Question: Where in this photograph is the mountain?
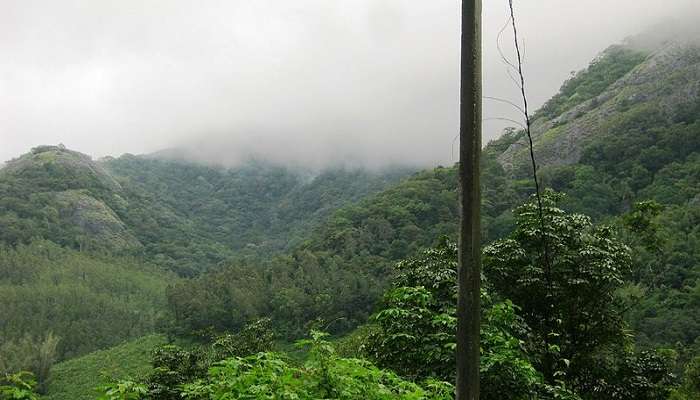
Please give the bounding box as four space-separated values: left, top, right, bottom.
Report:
0 241 174 377
0 145 416 275
2 26 700 399
103 154 415 269
0 145 141 252
0 145 417 390
500 36 699 173
166 34 700 362
45 334 167 400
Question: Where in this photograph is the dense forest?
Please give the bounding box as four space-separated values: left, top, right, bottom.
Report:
1 30 700 400
0 148 414 276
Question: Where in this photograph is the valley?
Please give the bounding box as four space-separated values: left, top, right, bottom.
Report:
1 25 700 400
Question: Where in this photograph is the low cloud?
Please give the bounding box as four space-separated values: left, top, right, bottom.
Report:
1 0 697 167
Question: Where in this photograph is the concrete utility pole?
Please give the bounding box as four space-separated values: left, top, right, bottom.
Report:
456 0 482 399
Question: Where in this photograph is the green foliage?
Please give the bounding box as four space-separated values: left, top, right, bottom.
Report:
576 105 700 204
97 380 148 400
485 191 631 374
532 95 700 363
621 200 665 255
574 351 677 400
536 46 647 119
0 332 58 394
46 335 166 400
82 320 273 400
177 331 453 400
539 164 623 220
100 323 449 400
98 319 277 400
138 345 204 400
0 372 39 400
103 156 413 275
357 193 678 399
364 240 458 381
166 103 700 362
671 356 700 399
0 146 414 276
306 166 458 263
620 202 700 362
165 254 385 338
484 192 676 399
363 239 579 400
685 356 700 395
0 241 174 371
166 167 460 338
0 146 135 253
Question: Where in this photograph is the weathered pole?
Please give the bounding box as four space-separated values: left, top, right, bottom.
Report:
456 0 481 399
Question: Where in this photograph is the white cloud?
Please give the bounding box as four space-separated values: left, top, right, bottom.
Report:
0 0 697 166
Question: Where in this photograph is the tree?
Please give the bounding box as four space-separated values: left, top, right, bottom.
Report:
670 356 700 400
0 332 58 395
484 191 675 398
364 239 579 400
0 372 39 400
101 331 453 400
33 332 59 394
102 319 276 400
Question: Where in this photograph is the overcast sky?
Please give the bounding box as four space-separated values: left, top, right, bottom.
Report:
1 0 697 167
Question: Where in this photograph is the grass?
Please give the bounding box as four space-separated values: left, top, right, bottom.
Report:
44 330 368 399
45 334 166 400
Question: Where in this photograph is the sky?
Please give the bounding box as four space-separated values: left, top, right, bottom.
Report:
0 0 697 167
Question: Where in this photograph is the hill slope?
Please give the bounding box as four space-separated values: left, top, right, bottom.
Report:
501 38 699 176
1 25 699 396
0 145 140 252
0 241 174 373
167 35 700 360
46 335 166 400
0 146 415 275
102 155 414 274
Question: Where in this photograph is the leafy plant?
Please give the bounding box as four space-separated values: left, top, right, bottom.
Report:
97 319 275 400
0 372 39 400
484 191 676 399
97 380 148 400
363 238 579 400
180 330 453 400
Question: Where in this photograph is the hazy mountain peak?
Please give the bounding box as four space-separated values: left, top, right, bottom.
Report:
498 35 700 173
1 144 122 192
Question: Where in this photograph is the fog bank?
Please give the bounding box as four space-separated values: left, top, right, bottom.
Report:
1 0 698 167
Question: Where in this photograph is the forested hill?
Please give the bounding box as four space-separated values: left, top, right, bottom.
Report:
0 146 415 275
1 29 700 399
167 36 700 358
501 38 700 181
0 146 415 378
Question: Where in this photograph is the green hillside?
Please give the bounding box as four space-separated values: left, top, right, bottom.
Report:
0 146 140 253
1 29 699 400
164 166 459 338
0 242 174 372
166 38 700 362
0 146 414 276
102 155 415 274
0 145 417 394
45 335 166 400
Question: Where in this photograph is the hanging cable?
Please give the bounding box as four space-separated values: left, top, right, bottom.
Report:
507 0 551 282
507 0 556 380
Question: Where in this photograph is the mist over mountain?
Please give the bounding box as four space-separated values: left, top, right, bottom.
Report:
1 1 697 168
2 3 700 400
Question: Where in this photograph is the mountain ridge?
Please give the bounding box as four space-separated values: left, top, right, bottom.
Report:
0 144 416 274
1 29 699 396
500 38 700 174
160 34 700 355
